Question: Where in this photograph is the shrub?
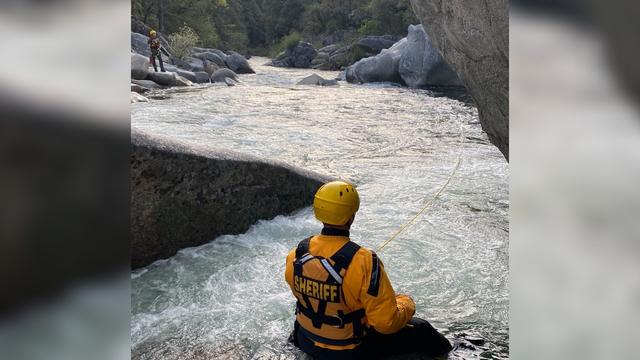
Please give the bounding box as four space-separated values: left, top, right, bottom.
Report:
269 31 302 57
168 25 200 60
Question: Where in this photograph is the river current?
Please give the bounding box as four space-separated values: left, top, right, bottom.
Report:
131 57 509 359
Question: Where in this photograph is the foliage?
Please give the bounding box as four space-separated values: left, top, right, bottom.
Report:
132 0 418 55
168 25 200 59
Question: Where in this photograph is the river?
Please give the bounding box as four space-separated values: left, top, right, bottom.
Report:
131 57 509 359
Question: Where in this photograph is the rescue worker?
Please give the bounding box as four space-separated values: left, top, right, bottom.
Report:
285 181 453 359
147 29 169 72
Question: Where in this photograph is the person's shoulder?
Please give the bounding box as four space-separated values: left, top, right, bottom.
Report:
350 242 375 266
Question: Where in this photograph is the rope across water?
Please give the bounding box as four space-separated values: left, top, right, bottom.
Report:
375 122 466 253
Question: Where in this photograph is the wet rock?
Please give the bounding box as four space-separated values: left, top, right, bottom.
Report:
297 74 338 86
131 92 148 103
398 25 462 88
211 68 239 83
410 0 508 160
271 42 318 68
225 52 255 74
130 128 329 268
131 53 150 80
194 71 211 84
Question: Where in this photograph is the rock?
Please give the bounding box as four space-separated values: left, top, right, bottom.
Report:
398 24 462 88
410 0 508 160
132 79 165 90
131 92 148 103
224 78 237 86
174 74 193 87
193 52 226 68
131 83 149 94
356 35 398 54
146 71 176 86
297 74 338 86
318 44 339 54
131 53 150 80
271 42 318 68
225 52 255 74
193 47 227 60
346 39 407 84
211 68 239 83
179 57 205 73
203 60 220 76
131 32 150 57
130 128 328 268
171 69 197 83
194 71 211 84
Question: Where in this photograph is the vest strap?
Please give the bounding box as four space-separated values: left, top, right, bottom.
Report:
296 322 364 346
296 301 365 327
330 241 361 273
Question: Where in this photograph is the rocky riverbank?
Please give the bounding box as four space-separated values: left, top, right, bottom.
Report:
130 22 255 103
131 128 330 269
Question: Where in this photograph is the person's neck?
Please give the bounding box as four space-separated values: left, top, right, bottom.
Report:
321 225 350 237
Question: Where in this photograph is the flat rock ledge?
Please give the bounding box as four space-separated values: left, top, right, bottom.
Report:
131 128 330 269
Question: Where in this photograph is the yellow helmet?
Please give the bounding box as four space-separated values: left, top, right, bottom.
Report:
313 181 360 226
149 30 157 37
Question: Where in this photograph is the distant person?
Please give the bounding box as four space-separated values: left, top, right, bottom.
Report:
285 181 452 359
147 29 169 72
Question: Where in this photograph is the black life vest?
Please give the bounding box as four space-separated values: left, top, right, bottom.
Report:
292 236 366 347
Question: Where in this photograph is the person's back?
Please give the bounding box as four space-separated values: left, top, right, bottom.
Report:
284 181 452 359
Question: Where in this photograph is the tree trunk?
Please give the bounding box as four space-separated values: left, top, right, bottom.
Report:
157 0 165 33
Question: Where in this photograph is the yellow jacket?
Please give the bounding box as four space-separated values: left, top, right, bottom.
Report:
285 233 415 349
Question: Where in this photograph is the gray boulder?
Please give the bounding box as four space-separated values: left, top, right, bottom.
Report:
195 71 211 84
131 92 148 103
410 0 508 160
211 68 239 83
346 39 406 84
193 47 227 60
203 60 221 76
225 52 255 74
131 83 149 93
398 25 462 88
131 33 150 57
357 35 398 54
130 128 328 268
132 79 165 90
193 52 227 68
173 69 198 83
174 74 193 87
147 71 177 86
297 74 338 86
180 57 206 73
131 53 150 80
271 42 318 68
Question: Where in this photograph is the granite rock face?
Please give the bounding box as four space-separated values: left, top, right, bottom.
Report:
131 129 328 268
410 0 509 160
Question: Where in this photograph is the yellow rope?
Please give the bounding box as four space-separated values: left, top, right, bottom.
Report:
376 123 465 253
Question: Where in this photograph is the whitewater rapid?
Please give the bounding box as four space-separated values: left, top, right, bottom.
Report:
131 57 508 359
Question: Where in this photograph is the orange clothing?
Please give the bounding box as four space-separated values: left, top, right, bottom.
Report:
285 233 415 350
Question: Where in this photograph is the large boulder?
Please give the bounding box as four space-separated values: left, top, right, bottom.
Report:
346 39 406 84
131 83 149 94
297 74 338 86
193 52 227 68
173 69 198 83
211 68 239 83
146 71 176 86
131 32 150 57
131 92 148 103
179 57 206 73
195 71 211 84
410 0 508 160
357 35 399 54
131 53 150 80
193 47 227 60
271 42 318 68
398 25 462 88
225 52 255 74
132 79 165 90
130 129 328 268
203 61 220 76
